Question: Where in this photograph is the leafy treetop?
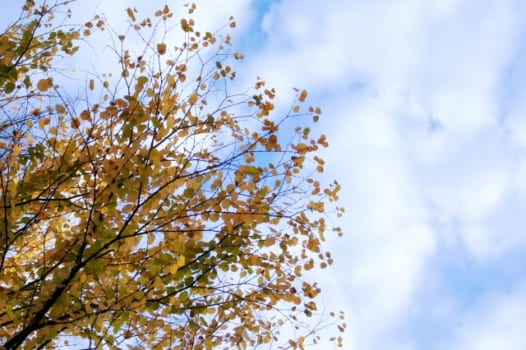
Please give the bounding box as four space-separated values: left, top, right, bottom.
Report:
0 1 344 349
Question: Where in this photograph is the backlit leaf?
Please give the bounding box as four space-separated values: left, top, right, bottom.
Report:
36 78 52 91
298 89 308 102
157 43 166 55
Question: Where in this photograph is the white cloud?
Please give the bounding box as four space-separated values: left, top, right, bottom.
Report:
322 95 435 348
239 0 526 348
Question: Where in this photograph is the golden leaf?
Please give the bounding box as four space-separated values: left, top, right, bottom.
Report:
55 104 66 114
298 89 308 102
188 93 199 104
36 78 52 92
38 118 50 129
177 255 185 267
126 8 136 22
263 236 275 247
157 43 166 55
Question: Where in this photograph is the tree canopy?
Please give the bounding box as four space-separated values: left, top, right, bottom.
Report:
0 1 344 349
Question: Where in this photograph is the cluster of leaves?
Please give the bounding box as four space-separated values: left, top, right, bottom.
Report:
0 1 344 349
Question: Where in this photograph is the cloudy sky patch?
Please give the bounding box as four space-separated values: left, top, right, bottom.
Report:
229 0 526 348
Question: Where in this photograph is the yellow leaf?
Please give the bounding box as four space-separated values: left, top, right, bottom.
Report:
177 255 185 267
38 118 50 129
167 74 176 88
298 89 308 102
188 93 199 104
318 134 329 147
308 201 325 212
204 338 213 349
181 18 192 32
55 104 66 114
248 255 260 265
305 301 317 311
126 8 136 22
169 263 179 274
157 43 166 55
263 236 275 247
80 110 91 121
154 276 164 289
36 78 52 92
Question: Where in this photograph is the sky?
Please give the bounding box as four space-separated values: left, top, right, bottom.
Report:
212 1 526 349
6 0 526 348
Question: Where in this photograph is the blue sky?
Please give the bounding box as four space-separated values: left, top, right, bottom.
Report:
6 0 526 348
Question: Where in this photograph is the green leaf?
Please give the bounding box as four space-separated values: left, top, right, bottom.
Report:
152 117 162 129
4 82 15 94
23 75 31 88
183 188 195 197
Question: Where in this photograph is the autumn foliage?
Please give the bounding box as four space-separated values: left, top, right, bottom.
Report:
0 1 344 349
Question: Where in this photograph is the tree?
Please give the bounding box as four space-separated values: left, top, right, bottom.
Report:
0 1 344 349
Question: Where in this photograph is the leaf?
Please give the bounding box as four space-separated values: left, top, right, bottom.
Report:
55 104 66 114
4 82 15 94
183 188 195 197
188 93 199 104
23 76 31 88
38 118 50 129
298 89 308 102
181 18 192 32
156 43 166 55
204 338 213 349
126 8 136 21
151 117 162 129
80 110 91 121
263 236 275 247
36 78 53 92
308 201 325 212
